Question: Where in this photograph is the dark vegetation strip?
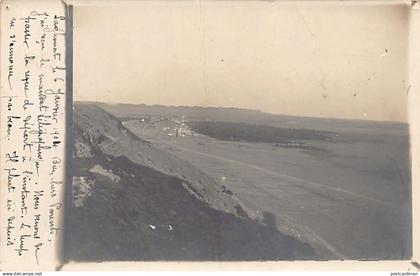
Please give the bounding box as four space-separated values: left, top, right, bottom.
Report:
186 121 334 143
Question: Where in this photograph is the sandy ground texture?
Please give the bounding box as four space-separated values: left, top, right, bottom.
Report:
122 107 411 260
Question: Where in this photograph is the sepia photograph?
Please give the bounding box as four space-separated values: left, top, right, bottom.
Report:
64 1 412 263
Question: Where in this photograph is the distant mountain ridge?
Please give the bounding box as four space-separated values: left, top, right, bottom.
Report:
85 101 408 135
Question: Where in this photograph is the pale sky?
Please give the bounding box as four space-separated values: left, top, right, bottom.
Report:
74 1 409 122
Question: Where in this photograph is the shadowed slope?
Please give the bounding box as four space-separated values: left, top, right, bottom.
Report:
66 103 318 261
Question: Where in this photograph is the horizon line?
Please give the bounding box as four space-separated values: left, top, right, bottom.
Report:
74 100 408 124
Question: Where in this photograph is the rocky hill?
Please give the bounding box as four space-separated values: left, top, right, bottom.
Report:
65 103 317 261
73 103 247 216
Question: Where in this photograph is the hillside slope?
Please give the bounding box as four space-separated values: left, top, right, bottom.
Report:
73 103 249 217
66 103 317 261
